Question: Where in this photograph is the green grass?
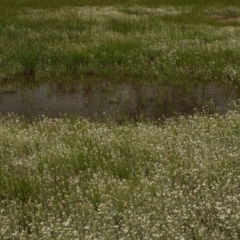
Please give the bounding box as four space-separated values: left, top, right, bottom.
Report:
1 1 240 85
0 111 240 238
1 2 240 238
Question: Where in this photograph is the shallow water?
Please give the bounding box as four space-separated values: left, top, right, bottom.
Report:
0 82 239 121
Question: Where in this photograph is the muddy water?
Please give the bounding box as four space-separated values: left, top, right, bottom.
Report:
0 82 239 121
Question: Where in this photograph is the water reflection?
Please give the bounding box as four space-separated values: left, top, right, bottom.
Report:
0 82 239 120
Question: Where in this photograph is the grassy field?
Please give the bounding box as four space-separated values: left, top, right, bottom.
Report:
0 111 240 239
1 1 240 239
1 0 240 85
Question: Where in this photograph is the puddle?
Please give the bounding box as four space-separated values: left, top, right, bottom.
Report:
0 82 239 121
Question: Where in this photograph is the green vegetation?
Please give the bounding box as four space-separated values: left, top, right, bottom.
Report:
0 111 240 239
1 0 240 85
1 1 240 239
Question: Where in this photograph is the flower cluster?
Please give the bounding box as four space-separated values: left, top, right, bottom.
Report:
0 111 240 239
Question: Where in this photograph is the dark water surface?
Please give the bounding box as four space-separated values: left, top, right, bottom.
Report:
0 82 239 121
